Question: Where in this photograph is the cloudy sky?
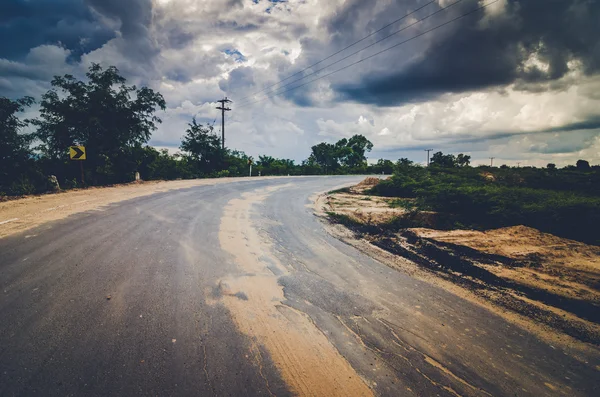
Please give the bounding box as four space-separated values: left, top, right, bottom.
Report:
2 0 599 166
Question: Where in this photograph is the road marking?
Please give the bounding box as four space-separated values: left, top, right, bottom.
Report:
0 218 19 225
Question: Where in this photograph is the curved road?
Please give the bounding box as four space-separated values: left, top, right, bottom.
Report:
0 177 598 396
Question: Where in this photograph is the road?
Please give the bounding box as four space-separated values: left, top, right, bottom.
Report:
0 176 598 396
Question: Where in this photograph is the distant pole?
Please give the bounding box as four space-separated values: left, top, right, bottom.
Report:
424 149 433 166
490 157 495 167
216 97 232 149
517 162 521 168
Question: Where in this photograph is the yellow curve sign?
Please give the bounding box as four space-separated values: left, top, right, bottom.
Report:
69 146 86 160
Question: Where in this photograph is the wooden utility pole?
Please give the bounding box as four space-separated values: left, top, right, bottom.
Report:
216 97 232 149
424 149 433 166
490 157 495 167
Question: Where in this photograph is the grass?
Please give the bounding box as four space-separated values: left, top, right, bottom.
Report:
388 198 417 210
327 187 351 194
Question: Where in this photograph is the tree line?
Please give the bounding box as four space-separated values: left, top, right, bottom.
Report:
1 64 379 197
2 64 597 198
371 154 600 244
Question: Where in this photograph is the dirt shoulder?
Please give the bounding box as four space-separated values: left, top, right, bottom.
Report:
0 177 279 239
314 179 600 359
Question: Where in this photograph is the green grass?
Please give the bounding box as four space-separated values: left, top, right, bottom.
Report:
327 187 351 194
388 198 417 210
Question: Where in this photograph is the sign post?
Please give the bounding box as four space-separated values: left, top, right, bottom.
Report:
248 157 253 177
69 146 86 185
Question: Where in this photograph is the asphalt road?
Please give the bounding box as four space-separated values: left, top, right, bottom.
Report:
0 177 598 396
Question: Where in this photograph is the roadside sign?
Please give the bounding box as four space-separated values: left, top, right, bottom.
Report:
69 146 86 160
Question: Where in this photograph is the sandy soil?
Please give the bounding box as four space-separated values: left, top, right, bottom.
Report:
325 176 408 224
0 177 279 239
217 185 373 396
317 178 600 355
325 193 407 224
413 226 600 305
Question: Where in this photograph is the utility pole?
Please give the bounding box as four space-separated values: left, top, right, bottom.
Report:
490 157 495 167
517 162 521 168
216 97 232 149
424 149 433 166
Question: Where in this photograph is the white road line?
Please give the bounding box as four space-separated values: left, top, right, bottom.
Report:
0 218 19 225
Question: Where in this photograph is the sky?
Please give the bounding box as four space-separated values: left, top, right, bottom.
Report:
1 0 600 166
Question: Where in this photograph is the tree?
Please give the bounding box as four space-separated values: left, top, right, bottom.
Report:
310 142 339 172
374 159 395 174
0 96 45 194
547 163 557 170
32 63 166 185
342 135 373 168
180 118 225 175
309 134 373 173
456 153 471 167
430 151 456 168
258 155 275 168
576 159 590 170
396 158 414 168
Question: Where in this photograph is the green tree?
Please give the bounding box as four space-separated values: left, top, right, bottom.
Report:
309 134 373 173
180 118 225 175
342 135 373 168
456 153 471 167
258 155 275 167
374 159 395 174
32 63 166 185
576 159 590 170
224 150 251 177
547 163 557 170
310 142 340 173
430 151 456 168
396 158 414 169
0 96 42 194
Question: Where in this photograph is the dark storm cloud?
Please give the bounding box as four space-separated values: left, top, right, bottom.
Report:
332 0 600 106
0 0 115 60
86 0 151 40
85 0 158 60
371 117 600 154
444 117 600 146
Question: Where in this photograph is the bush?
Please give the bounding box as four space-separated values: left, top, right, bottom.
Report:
369 164 600 245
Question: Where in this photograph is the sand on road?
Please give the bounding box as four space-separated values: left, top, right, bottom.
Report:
0 177 279 239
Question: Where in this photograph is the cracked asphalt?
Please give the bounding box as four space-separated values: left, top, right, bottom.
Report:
0 176 598 396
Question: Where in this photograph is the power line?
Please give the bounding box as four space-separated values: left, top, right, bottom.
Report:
237 0 464 107
237 0 500 110
236 0 438 103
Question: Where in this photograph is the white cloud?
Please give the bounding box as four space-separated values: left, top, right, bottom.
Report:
1 0 599 167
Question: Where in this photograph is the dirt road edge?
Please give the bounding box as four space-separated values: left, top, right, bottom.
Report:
311 190 600 364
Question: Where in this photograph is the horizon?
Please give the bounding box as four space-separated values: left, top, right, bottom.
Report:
2 0 599 167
